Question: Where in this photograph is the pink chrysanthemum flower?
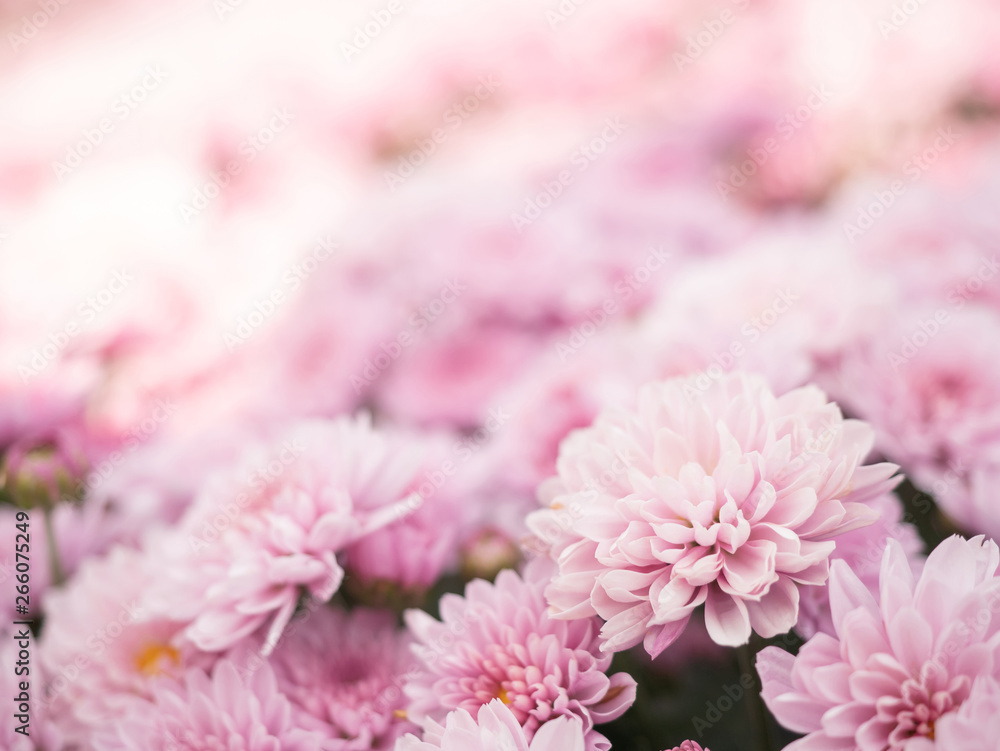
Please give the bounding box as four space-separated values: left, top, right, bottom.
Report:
796 493 925 639
94 660 325 751
396 700 585 751
403 569 636 751
665 742 707 751
343 488 464 594
833 307 1000 542
528 372 899 654
146 415 430 654
934 676 1000 750
757 535 1000 751
228 605 417 750
39 546 212 744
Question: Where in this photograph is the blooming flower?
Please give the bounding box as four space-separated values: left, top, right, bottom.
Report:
528 371 899 654
145 415 430 654
342 430 466 594
796 492 924 639
403 568 636 751
93 660 325 750
230 605 418 750
634 241 892 397
757 535 1000 750
664 743 707 751
934 675 1000 750
396 700 585 751
832 307 1000 542
39 546 211 744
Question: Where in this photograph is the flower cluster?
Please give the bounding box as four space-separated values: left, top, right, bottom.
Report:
4 1 1000 749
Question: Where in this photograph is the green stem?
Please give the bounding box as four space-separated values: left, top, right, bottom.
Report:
737 641 773 751
43 505 64 588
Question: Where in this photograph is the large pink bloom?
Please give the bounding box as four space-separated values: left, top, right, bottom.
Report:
396 700 585 751
39 546 211 744
528 372 899 654
146 414 430 654
758 535 1000 750
403 568 636 751
93 660 325 751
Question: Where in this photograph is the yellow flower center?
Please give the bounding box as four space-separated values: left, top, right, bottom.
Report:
134 643 180 676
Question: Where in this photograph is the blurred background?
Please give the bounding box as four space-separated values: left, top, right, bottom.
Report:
3 0 1000 748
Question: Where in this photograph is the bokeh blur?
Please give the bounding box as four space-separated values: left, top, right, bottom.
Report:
3 0 1000 749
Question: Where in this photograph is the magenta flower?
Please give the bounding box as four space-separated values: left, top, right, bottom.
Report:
93 660 325 750
396 700 585 751
665 743 707 751
528 372 899 654
758 535 1000 750
403 568 636 751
